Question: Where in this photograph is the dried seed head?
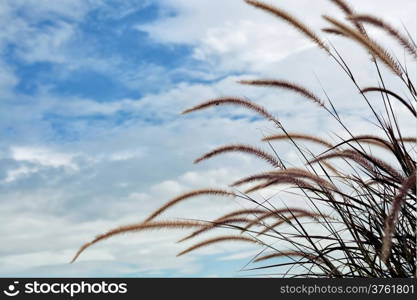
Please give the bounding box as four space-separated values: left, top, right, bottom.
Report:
349 14 416 58
182 97 280 126
239 79 325 107
71 220 206 263
323 16 403 76
194 144 283 168
144 189 235 223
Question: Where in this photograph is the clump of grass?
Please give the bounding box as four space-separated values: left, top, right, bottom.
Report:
72 0 416 277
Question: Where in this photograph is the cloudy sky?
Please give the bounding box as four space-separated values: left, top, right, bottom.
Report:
0 0 415 277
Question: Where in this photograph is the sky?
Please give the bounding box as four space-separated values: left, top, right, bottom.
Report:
0 0 415 277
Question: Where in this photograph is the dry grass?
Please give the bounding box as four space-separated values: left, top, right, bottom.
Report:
194 144 283 168
144 189 235 223
72 0 416 278
381 173 416 263
254 251 323 263
70 220 206 263
323 16 403 76
349 14 416 58
238 80 325 107
262 133 334 148
182 96 280 126
329 0 367 35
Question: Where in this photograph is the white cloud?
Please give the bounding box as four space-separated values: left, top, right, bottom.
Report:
16 21 76 64
219 249 259 261
193 20 309 73
48 98 142 117
0 212 201 276
139 0 415 75
10 146 78 169
108 150 144 161
3 165 39 183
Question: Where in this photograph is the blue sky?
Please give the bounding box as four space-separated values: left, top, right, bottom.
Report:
0 0 415 277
